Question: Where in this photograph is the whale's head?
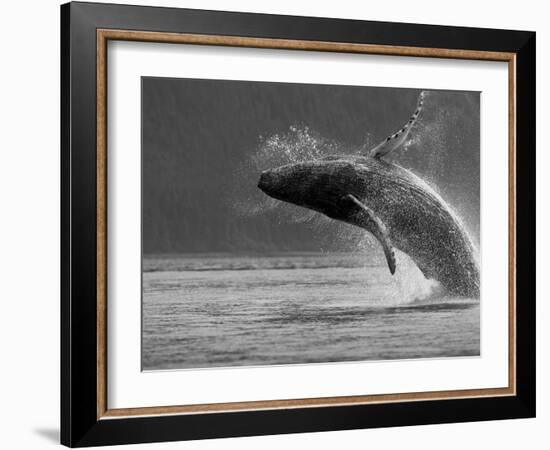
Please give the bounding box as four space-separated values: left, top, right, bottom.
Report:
258 159 367 217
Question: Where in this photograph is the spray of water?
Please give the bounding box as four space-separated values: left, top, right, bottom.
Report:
390 250 441 304
393 90 480 248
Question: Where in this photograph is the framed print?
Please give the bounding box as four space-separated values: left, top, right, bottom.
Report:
60 2 536 447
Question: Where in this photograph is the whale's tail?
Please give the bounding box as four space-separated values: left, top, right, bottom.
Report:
367 91 425 159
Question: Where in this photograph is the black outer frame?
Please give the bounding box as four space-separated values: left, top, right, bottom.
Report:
60 1 535 447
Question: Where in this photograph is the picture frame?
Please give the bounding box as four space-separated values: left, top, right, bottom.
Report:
60 1 535 447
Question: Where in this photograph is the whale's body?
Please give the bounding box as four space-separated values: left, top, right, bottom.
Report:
258 154 480 298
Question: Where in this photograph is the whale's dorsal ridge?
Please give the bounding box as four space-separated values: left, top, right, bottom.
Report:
367 91 425 159
343 194 396 275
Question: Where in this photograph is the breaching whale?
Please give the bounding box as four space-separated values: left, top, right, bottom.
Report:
257 92 480 298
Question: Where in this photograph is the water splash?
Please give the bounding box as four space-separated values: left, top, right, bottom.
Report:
390 250 441 304
254 125 338 164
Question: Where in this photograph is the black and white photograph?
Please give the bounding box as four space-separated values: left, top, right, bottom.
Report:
141 78 481 371
0 0 542 447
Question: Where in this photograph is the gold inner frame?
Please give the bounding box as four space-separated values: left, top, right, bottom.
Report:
96 28 517 420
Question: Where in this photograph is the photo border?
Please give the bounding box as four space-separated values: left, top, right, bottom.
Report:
99 29 514 417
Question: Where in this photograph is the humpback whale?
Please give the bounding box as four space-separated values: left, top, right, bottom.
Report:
257 92 480 298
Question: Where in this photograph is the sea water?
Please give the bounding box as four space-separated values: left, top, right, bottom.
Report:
142 252 479 370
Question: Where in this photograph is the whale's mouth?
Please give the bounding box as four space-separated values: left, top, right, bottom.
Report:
257 169 275 195
257 166 297 202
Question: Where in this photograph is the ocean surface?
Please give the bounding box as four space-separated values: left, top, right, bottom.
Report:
142 252 480 370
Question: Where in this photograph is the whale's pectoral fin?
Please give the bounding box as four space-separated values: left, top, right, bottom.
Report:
342 194 396 275
366 91 425 159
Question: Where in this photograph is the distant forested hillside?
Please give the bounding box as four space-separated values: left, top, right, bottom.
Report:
142 78 480 254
